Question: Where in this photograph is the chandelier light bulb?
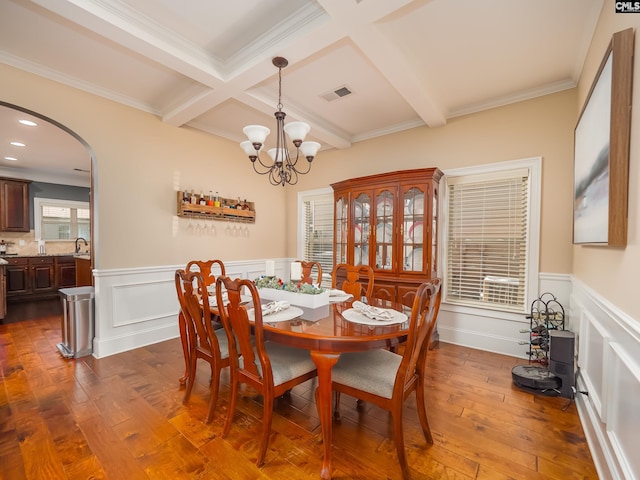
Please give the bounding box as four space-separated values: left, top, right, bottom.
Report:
242 125 270 148
283 121 310 145
268 148 287 164
299 141 321 161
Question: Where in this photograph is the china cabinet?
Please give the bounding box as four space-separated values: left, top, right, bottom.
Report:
331 167 443 307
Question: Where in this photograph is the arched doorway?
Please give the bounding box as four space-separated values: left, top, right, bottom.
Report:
0 101 95 275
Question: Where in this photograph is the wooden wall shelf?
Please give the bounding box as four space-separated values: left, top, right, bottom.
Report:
176 192 256 223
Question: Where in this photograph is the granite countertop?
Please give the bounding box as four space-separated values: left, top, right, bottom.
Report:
0 253 90 259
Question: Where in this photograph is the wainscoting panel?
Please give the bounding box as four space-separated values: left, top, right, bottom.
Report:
92 259 286 358
572 279 640 480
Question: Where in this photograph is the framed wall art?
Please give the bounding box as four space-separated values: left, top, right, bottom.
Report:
573 28 634 246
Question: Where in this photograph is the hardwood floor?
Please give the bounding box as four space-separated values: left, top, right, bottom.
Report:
0 300 598 479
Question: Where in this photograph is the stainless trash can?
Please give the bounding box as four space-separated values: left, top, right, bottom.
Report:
57 286 95 358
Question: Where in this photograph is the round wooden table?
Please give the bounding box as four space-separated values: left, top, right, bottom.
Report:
259 298 410 479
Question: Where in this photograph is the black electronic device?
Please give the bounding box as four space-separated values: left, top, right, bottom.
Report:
548 330 575 398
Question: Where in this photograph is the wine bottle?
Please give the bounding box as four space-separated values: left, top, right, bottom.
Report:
199 191 206 205
182 190 189 204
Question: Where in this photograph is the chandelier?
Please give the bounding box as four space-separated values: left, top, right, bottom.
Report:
240 57 320 187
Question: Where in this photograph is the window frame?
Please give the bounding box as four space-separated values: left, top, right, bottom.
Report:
297 187 334 287
441 157 541 314
34 197 91 241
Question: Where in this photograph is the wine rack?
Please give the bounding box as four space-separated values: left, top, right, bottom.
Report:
176 192 256 223
520 292 565 365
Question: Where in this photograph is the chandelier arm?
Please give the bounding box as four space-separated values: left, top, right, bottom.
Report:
251 157 274 175
287 150 312 175
286 163 298 186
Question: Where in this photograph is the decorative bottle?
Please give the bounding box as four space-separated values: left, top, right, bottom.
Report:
199 191 206 205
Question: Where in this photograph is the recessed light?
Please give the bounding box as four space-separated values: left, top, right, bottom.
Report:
10 141 26 147
4 156 18 161
19 119 37 127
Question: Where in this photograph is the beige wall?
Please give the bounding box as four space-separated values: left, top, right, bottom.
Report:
6 8 637 323
286 89 578 275
1 64 287 269
573 9 640 321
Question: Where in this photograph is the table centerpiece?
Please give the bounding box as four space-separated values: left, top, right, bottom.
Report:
254 276 330 308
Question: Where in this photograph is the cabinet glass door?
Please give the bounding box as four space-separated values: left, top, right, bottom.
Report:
374 190 394 270
353 193 370 266
402 187 425 272
335 195 348 265
431 185 438 275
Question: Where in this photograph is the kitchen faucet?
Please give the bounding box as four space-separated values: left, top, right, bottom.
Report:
75 237 88 254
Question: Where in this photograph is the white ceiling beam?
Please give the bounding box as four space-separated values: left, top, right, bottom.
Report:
317 0 445 128
30 0 225 88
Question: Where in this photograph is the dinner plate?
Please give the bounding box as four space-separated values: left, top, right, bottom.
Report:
408 221 423 243
341 308 408 326
354 246 368 265
376 197 393 217
329 293 354 303
247 306 304 323
412 193 424 214
376 223 393 242
354 224 362 242
408 247 423 271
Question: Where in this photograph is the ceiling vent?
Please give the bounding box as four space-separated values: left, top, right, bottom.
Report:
321 85 353 102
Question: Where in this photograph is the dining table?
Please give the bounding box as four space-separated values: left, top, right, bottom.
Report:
247 294 410 480
178 289 410 479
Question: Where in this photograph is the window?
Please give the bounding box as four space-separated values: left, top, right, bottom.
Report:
298 188 334 287
34 198 90 241
443 158 540 313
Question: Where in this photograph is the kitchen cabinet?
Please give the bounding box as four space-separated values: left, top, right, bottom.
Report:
56 256 76 288
75 256 92 287
0 178 31 232
6 256 60 301
331 167 443 306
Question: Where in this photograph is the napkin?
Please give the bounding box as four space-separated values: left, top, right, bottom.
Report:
262 301 290 315
352 301 394 321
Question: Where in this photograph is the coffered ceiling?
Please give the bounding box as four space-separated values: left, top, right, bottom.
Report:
0 0 604 186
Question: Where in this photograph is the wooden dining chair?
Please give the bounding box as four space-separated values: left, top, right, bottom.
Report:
175 269 230 423
215 276 318 467
296 260 322 285
332 263 375 300
331 278 442 480
186 259 226 293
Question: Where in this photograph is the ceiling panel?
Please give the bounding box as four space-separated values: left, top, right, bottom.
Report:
0 0 604 183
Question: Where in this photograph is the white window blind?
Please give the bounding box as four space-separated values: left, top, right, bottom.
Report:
445 168 530 312
301 191 334 287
